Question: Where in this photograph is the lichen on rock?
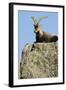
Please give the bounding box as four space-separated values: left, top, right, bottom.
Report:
20 43 58 79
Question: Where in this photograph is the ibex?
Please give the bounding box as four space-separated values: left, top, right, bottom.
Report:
31 16 58 43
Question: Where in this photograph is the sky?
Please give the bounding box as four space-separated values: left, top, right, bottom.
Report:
18 10 58 61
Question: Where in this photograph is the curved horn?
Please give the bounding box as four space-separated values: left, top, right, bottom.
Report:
38 16 48 24
31 16 38 25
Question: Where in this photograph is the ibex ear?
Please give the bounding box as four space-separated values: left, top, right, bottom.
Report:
34 24 35 27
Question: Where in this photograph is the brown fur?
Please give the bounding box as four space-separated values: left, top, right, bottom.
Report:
34 25 58 43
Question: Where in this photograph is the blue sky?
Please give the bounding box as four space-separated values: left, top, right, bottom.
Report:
18 10 58 61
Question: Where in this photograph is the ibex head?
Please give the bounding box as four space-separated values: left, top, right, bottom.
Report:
31 16 48 33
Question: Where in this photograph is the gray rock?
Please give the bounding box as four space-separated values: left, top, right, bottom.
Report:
20 43 58 79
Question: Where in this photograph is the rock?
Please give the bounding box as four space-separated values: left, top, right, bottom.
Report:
20 43 58 79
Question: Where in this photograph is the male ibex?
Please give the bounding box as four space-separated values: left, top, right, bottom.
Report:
31 16 58 43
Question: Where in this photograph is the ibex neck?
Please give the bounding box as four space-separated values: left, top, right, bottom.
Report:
39 30 43 36
36 28 43 37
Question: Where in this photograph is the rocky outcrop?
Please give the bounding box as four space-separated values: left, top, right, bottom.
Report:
20 43 58 79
